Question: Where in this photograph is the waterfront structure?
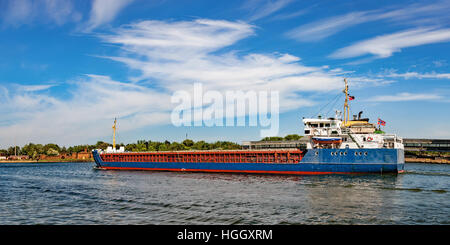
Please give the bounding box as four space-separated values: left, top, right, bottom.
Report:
403 139 450 152
7 155 29 160
93 79 404 174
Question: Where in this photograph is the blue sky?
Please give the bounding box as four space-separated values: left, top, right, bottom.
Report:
1 0 450 148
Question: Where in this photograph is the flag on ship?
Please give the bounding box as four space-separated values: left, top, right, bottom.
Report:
378 118 386 126
349 95 355 100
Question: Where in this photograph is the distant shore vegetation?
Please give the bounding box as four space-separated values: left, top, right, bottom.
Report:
261 134 303 141
0 140 241 159
0 134 305 159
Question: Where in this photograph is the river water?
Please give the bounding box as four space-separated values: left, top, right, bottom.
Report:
0 162 448 225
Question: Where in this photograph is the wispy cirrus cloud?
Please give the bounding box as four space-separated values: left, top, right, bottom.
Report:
286 11 370 42
286 1 450 42
270 8 309 21
381 71 450 79
0 0 134 30
329 27 450 59
0 75 172 147
0 0 82 28
366 92 443 102
99 18 387 113
0 18 392 147
85 0 134 31
242 0 294 21
17 84 56 92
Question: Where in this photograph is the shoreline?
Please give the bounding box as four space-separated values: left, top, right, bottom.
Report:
405 157 449 164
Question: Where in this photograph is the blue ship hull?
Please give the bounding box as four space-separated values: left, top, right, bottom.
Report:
93 148 405 175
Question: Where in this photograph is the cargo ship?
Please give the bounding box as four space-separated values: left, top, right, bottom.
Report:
93 79 404 174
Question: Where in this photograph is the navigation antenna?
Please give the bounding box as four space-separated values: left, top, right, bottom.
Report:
343 78 350 127
112 118 117 150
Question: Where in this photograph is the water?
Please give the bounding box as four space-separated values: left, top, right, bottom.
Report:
0 162 448 225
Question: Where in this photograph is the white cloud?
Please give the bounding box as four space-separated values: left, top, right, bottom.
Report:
270 8 309 21
0 18 390 147
102 19 255 61
286 11 370 42
0 75 172 147
382 71 450 79
99 19 390 114
286 2 450 42
366 92 443 102
86 0 134 31
1 0 33 27
0 0 81 27
44 0 81 25
242 0 293 21
17 84 56 92
329 28 450 59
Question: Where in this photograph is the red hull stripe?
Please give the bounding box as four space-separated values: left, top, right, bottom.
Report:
101 166 366 175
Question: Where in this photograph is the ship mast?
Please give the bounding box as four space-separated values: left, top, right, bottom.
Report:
112 118 117 150
343 78 350 127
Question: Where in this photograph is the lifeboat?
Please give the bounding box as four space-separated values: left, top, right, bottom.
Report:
312 137 342 144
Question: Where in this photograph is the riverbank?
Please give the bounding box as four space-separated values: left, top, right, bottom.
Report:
405 157 449 164
405 151 450 164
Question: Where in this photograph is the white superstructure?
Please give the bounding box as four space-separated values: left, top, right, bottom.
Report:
302 79 403 151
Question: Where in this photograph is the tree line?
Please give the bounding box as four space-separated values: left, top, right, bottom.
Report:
261 134 303 141
0 134 303 158
0 140 241 158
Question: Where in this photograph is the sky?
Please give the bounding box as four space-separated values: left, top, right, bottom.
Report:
0 0 449 148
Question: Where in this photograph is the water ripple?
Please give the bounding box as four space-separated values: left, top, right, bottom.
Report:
0 162 449 224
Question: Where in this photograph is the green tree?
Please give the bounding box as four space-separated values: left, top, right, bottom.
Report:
168 142 180 151
261 136 284 141
125 143 137 152
192 140 209 150
22 143 44 157
47 148 59 156
284 134 303 141
182 139 194 148
7 146 20 156
135 142 147 152
43 143 60 154
158 144 168 151
95 141 111 150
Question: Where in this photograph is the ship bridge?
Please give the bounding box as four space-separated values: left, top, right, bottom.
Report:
302 117 342 136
